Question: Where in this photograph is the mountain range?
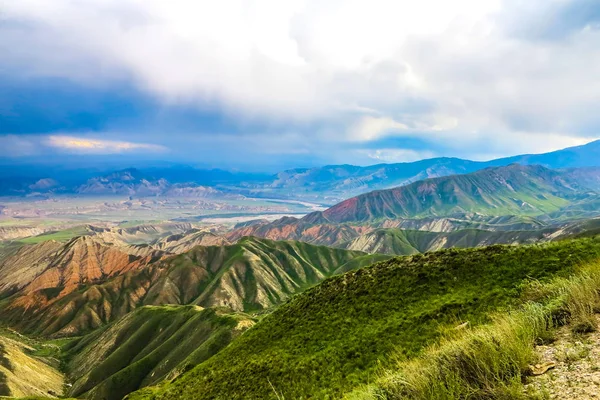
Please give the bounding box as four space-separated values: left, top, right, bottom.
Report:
227 164 600 246
2 139 600 201
317 164 599 223
0 235 383 337
2 141 600 399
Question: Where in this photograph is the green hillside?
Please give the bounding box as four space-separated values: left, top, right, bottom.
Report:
320 164 594 223
127 237 600 399
62 305 253 400
344 227 550 255
16 226 91 244
0 237 382 337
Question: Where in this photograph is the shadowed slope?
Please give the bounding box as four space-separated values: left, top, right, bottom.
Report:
64 305 253 400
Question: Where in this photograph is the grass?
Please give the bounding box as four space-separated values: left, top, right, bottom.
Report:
127 237 600 399
16 226 90 244
352 261 600 400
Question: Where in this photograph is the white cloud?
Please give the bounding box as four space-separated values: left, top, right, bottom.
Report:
46 135 167 154
349 116 408 142
1 0 600 159
363 148 437 163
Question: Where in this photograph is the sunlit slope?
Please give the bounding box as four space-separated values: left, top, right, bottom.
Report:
0 333 65 398
129 237 600 399
0 237 380 336
344 227 549 255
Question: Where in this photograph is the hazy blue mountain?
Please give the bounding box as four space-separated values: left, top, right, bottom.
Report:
242 140 600 201
2 140 600 199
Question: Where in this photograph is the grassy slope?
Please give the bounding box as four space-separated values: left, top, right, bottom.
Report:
128 237 600 399
0 330 65 398
344 227 550 255
16 226 91 244
355 260 600 399
62 305 253 400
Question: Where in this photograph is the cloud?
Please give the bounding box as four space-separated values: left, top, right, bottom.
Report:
0 135 40 157
363 148 437 163
46 135 167 154
349 116 408 142
1 0 600 164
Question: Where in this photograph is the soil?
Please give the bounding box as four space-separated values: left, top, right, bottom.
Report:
525 315 600 399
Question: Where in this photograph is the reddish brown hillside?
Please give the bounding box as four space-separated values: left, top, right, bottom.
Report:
226 217 370 246
1 236 164 319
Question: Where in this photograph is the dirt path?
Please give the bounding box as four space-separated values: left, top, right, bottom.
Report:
525 315 600 399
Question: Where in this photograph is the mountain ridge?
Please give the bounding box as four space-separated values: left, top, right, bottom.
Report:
316 164 596 223
3 139 600 200
0 236 382 336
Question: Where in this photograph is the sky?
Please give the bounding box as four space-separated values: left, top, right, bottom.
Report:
1 0 600 171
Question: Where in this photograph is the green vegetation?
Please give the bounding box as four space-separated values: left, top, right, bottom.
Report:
128 237 600 399
62 305 254 400
354 261 600 399
344 227 549 255
16 226 90 244
322 164 595 223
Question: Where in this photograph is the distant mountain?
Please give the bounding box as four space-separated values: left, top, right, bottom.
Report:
226 216 369 246
224 165 600 246
238 139 600 201
343 228 550 255
0 165 266 197
491 139 600 169
226 213 549 246
151 230 231 253
76 168 227 197
2 140 600 200
317 164 596 223
250 158 480 201
227 217 593 257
